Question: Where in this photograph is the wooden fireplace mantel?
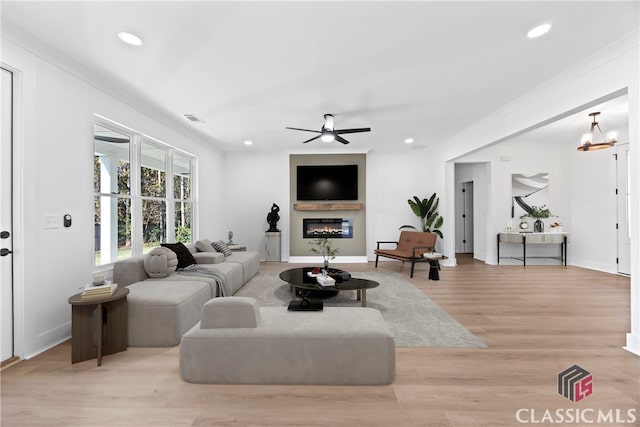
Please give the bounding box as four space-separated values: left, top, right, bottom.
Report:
293 202 364 211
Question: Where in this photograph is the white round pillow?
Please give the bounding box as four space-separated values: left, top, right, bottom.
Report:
143 247 178 278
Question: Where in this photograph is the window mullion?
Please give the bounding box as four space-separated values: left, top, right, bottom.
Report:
131 134 143 257
166 151 176 242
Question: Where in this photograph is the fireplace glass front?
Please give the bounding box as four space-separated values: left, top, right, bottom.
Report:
303 218 353 239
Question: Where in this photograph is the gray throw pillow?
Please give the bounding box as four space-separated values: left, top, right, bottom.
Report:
195 239 216 253
213 240 232 257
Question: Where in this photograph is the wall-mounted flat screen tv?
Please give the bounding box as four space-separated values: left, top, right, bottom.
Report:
296 165 358 201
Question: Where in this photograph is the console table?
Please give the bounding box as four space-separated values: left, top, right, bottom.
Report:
497 232 568 266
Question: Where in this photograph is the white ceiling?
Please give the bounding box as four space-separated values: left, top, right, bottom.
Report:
1 1 638 153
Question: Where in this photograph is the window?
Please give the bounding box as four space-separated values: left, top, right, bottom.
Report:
173 153 193 244
94 118 196 266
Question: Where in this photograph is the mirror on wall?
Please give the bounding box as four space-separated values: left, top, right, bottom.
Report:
511 173 549 218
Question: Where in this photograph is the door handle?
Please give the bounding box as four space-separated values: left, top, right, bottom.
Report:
0 248 12 256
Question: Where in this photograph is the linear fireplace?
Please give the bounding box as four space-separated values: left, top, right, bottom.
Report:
303 218 353 239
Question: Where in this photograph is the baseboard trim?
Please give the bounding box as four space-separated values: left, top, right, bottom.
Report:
624 333 640 356
288 256 369 264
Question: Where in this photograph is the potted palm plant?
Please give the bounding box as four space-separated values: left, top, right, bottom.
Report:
400 193 444 238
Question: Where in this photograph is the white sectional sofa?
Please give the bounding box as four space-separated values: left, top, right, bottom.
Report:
112 241 260 347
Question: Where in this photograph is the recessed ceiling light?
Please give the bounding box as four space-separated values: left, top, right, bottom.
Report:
527 23 551 39
404 138 414 144
244 140 253 146
118 31 143 46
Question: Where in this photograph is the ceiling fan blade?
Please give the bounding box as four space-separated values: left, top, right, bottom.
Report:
286 127 321 133
302 135 322 144
333 127 371 135
334 135 351 145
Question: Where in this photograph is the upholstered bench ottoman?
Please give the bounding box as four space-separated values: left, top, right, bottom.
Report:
127 280 211 347
179 297 395 385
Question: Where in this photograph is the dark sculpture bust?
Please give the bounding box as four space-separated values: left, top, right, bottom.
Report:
267 203 280 232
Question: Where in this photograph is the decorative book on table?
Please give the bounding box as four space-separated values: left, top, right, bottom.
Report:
423 252 443 259
316 275 336 287
81 282 118 299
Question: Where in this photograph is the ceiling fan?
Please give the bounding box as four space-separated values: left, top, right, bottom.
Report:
286 114 371 144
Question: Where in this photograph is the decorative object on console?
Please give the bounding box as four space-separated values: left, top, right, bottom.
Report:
549 222 563 232
519 221 529 230
577 111 617 152
399 193 444 238
228 231 234 244
266 203 280 232
520 204 555 233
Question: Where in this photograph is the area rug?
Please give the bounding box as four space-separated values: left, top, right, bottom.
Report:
236 271 486 348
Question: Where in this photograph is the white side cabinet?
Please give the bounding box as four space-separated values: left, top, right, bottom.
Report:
265 231 281 262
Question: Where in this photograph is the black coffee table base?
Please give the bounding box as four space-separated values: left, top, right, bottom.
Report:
288 299 323 311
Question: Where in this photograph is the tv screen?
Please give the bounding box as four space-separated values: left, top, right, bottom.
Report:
296 165 358 201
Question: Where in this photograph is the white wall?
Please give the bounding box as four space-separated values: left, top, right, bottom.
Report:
222 152 290 260
1 38 224 359
455 141 619 271
221 149 440 261
436 32 639 354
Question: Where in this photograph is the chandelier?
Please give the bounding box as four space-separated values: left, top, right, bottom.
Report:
577 112 617 152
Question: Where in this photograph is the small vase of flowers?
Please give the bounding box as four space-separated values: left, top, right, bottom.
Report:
520 205 555 232
308 238 338 276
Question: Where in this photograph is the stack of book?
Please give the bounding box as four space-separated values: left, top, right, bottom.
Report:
81 282 118 300
316 275 336 287
423 252 443 259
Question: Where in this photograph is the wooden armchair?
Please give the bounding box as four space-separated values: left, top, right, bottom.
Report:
374 231 437 278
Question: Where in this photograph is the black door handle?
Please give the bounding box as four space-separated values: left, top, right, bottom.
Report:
0 231 9 239
0 248 12 256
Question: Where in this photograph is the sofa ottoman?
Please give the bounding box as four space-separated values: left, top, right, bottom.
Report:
179 297 396 385
127 280 211 347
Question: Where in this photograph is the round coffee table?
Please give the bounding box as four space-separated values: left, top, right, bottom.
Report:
279 267 379 310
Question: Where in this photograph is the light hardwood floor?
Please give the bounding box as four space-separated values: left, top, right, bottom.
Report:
1 257 638 427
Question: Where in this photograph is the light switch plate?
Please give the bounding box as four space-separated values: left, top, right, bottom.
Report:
44 215 59 229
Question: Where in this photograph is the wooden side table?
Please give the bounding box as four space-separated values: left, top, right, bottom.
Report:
68 287 129 366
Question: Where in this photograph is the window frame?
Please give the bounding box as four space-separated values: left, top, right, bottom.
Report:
94 116 197 267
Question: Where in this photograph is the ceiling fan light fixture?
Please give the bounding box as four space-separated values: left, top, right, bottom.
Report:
118 31 143 46
527 23 551 39
321 133 335 143
577 111 617 152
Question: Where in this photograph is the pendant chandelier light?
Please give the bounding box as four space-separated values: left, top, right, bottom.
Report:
577 111 617 152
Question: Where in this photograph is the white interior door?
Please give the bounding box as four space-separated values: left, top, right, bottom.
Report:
617 144 630 275
1 67 14 362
